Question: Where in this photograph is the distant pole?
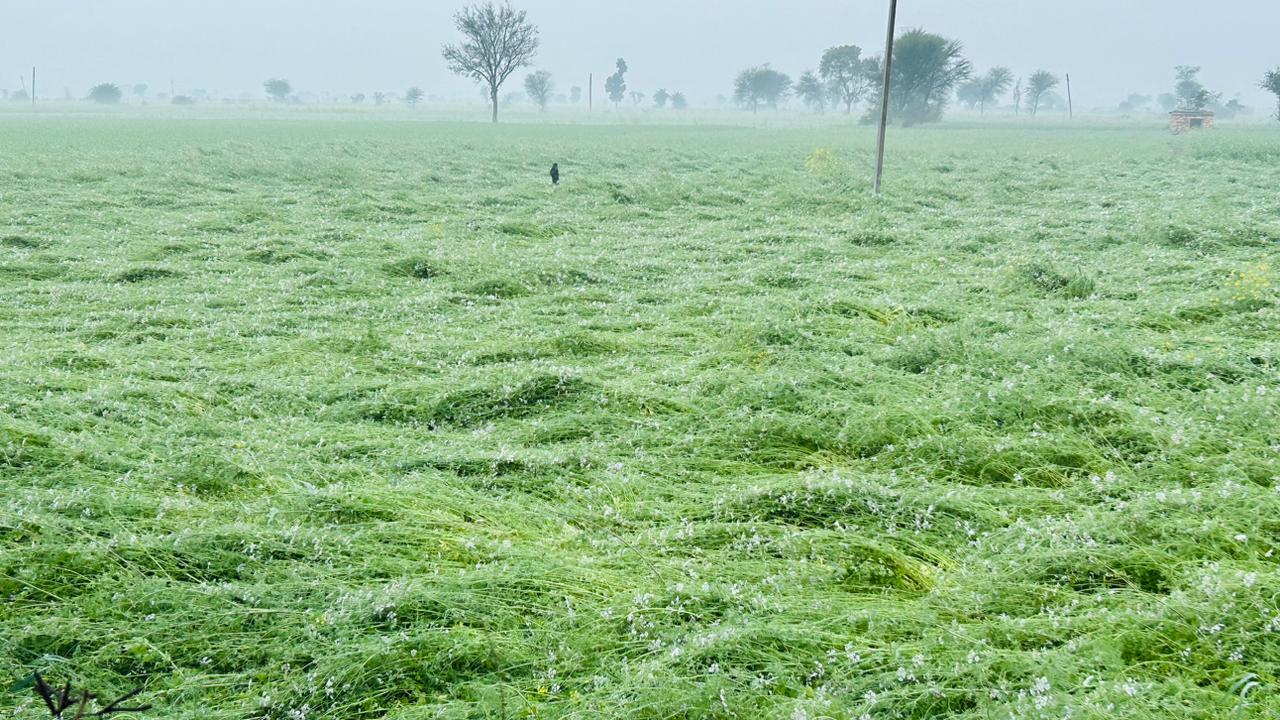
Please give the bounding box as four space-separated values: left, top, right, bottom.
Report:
32 66 36 107
589 73 593 112
873 0 899 196
1066 73 1074 120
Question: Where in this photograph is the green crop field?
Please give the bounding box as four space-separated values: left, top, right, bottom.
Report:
2 115 1279 719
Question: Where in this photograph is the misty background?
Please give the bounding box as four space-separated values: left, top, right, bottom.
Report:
3 0 1277 109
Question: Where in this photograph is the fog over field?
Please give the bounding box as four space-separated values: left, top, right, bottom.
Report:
3 0 1278 107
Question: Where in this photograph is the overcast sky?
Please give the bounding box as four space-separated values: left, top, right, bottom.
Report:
3 0 1276 108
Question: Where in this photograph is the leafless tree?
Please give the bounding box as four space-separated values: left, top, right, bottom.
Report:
442 2 539 123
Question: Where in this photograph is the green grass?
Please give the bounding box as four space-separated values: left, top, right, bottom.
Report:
1 115 1279 720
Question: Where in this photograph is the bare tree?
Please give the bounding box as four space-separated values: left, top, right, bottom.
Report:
442 2 539 123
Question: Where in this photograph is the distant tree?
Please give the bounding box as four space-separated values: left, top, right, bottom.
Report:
405 87 425 108
734 65 791 115
966 67 1013 115
569 86 582 104
653 88 670 108
264 78 292 102
132 84 148 100
373 91 389 106
796 71 828 113
442 2 540 123
957 79 982 110
1156 93 1177 112
1118 92 1151 114
1025 70 1058 117
1012 78 1022 116
1037 91 1067 113
605 58 628 106
819 45 869 113
629 91 645 106
524 70 554 111
1216 97 1246 119
171 95 195 106
88 83 123 105
350 93 366 104
863 29 971 126
10 90 29 103
670 92 688 110
1263 68 1280 120
1174 65 1217 111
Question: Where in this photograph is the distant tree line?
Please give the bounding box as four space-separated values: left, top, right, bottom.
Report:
26 0 1279 126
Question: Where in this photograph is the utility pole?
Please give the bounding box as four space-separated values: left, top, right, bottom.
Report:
873 0 899 196
588 73 593 112
1065 73 1074 120
32 66 36 107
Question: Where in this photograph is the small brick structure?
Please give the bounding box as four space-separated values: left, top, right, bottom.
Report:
1169 110 1215 134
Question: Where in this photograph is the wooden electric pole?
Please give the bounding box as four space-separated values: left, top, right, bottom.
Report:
589 73 593 112
1065 73 1074 119
873 0 899 196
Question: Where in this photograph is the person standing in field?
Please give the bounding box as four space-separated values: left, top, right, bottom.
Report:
550 163 560 186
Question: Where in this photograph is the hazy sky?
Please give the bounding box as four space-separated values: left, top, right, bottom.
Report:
3 1 1276 108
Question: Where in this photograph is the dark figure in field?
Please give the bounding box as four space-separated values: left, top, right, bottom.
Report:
550 163 560 185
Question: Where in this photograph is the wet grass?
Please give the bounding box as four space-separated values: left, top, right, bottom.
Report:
1 116 1279 719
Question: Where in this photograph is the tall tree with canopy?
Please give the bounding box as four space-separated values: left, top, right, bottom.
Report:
959 67 1013 115
264 78 292 103
1026 70 1059 117
1263 68 1280 120
605 58 628 106
796 71 828 113
524 70 554 111
733 66 792 115
88 83 123 105
863 29 971 126
442 2 540 123
819 45 869 113
1174 65 1216 111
